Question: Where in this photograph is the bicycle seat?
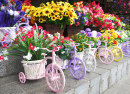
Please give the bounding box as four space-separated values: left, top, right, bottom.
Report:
41 53 47 56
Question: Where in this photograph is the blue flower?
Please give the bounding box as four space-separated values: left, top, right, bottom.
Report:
97 32 102 37
17 6 22 11
88 41 94 47
78 18 80 21
87 32 93 37
81 17 84 20
82 22 84 24
85 28 91 32
0 2 1 6
82 13 85 16
77 12 81 16
16 1 22 6
80 30 86 35
20 11 25 16
1 0 7 4
97 41 101 46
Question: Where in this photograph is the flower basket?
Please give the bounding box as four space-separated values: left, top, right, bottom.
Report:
55 56 68 67
45 23 65 35
84 48 96 55
77 51 84 61
0 27 16 46
65 25 84 37
21 59 45 79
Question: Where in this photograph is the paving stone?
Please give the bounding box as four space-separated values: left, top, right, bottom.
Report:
103 87 129 94
0 82 25 94
0 60 6 77
94 67 110 94
80 90 88 94
66 75 89 94
122 60 128 77
116 63 123 82
113 83 130 92
0 74 18 86
89 83 100 94
17 78 47 92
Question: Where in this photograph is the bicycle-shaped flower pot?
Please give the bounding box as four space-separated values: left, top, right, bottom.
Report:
108 42 123 61
94 41 114 64
61 43 86 80
82 42 96 72
19 47 65 93
121 38 130 57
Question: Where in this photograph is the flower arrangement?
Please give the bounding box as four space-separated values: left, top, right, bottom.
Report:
73 1 88 27
27 1 77 28
0 0 25 27
71 28 102 52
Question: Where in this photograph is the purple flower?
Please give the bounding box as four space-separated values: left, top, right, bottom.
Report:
80 30 86 35
1 0 7 4
20 11 25 16
88 41 94 47
77 12 81 16
85 28 91 32
78 18 80 21
114 1 117 3
81 17 84 20
82 22 84 24
82 13 85 16
97 41 101 46
87 32 93 37
97 32 102 37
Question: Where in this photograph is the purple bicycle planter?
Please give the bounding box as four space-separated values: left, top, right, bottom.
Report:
62 43 86 80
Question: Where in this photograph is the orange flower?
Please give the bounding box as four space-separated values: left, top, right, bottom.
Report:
113 41 117 44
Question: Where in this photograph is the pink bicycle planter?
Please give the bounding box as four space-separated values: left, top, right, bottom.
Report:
19 48 65 93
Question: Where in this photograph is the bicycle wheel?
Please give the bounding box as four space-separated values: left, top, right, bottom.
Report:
121 44 130 56
19 72 26 84
68 57 86 80
99 49 113 64
111 47 123 61
83 53 96 72
45 64 65 93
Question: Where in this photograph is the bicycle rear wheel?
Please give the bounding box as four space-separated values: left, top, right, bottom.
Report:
45 64 65 93
99 49 113 64
68 57 86 80
83 53 96 72
111 47 123 61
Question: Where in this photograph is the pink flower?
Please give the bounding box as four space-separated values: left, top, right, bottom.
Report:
1 37 5 41
31 25 36 30
2 44 8 48
22 36 26 41
50 45 53 47
4 33 8 36
29 43 35 51
38 26 43 29
43 30 49 36
53 47 57 51
26 31 33 38
60 39 64 43
0 55 4 60
58 45 62 49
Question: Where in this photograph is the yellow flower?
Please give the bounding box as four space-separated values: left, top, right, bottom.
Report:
40 3 45 7
65 11 69 17
58 6 64 12
100 30 104 33
43 8 51 16
52 8 59 14
42 16 47 21
33 11 40 17
51 16 56 21
110 29 115 33
59 15 63 20
31 16 35 20
111 33 117 38
68 12 74 18
39 17 44 23
105 30 108 33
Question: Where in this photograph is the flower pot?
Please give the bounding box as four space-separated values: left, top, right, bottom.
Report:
84 48 96 55
0 27 16 46
55 56 68 68
46 23 65 35
65 25 83 37
21 59 45 79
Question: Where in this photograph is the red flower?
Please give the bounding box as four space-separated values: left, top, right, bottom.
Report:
0 55 4 60
2 44 8 48
60 39 64 43
29 43 35 51
52 36 58 41
53 47 57 51
118 35 121 38
1 37 5 41
58 45 62 49
38 26 43 29
21 18 25 22
31 25 36 30
22 36 26 41
43 30 49 36
113 41 117 44
38 32 41 36
50 45 53 47
4 33 8 36
15 38 18 43
26 31 33 38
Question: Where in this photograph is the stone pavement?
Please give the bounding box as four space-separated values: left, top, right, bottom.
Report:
0 57 130 94
103 74 130 94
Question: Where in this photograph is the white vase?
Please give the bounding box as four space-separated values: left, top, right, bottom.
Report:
0 27 16 41
21 59 45 79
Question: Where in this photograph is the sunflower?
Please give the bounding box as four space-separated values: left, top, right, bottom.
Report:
43 8 51 16
57 1 65 7
31 16 35 20
54 14 58 19
65 11 69 17
42 16 47 21
59 15 63 20
39 17 44 23
57 15 60 19
50 12 55 17
70 20 73 25
68 12 74 18
52 8 59 14
58 6 64 12
40 3 45 7
39 10 44 16
51 16 56 21
33 11 40 17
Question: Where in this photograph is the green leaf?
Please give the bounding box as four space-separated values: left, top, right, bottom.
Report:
60 24 63 29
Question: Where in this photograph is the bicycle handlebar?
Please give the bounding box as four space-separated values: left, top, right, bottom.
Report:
82 42 94 47
65 43 80 47
40 48 52 52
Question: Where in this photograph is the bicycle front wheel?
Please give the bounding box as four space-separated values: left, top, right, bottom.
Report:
111 47 123 61
68 57 86 80
99 49 113 64
83 53 96 72
45 64 65 93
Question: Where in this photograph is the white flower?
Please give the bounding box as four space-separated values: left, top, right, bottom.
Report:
4 56 8 60
92 30 97 37
2 50 8 55
8 10 14 16
14 11 19 16
34 47 39 51
54 32 60 38
47 34 53 39
23 52 32 60
1 6 5 11
61 51 65 54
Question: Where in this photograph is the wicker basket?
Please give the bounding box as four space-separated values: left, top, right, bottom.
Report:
21 59 45 79
46 23 65 35
64 25 83 37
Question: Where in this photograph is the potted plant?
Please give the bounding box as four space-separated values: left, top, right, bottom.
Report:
0 0 25 46
25 1 78 35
